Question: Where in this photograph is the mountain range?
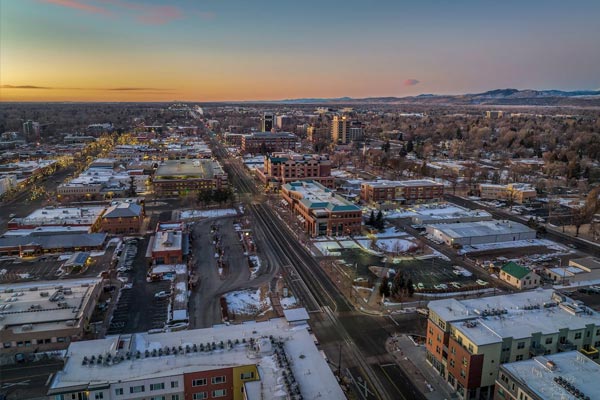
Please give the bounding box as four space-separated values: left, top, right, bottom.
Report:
274 89 600 106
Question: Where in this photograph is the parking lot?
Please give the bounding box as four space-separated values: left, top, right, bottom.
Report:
394 257 482 291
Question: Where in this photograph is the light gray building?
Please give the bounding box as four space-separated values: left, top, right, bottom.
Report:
426 220 535 246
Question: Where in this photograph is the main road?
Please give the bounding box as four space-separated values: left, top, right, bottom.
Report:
210 139 427 400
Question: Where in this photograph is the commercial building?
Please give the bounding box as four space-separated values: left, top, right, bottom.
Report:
7 206 106 232
499 261 540 290
0 232 107 257
261 112 274 132
256 152 334 189
479 183 537 204
361 179 444 205
545 256 600 286
241 132 298 154
331 115 363 144
153 159 227 197
0 278 101 363
426 220 535 247
57 166 149 202
148 222 186 265
426 289 600 399
281 180 362 237
306 126 330 143
99 201 144 234
409 204 492 225
0 174 17 197
47 318 345 400
494 351 600 400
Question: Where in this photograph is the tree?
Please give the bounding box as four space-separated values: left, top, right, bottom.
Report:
405 139 414 153
406 278 415 296
392 273 405 296
379 276 391 298
368 210 375 226
127 176 137 197
375 210 384 230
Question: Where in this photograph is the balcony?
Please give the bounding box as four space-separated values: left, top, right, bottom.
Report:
558 341 577 352
529 344 546 356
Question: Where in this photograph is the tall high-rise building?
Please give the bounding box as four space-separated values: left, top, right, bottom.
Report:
261 112 274 132
331 115 348 144
22 120 40 141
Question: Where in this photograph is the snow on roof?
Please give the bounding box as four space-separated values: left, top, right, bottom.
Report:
50 318 344 400
283 307 309 322
501 352 600 400
18 206 105 227
429 289 600 346
428 220 534 238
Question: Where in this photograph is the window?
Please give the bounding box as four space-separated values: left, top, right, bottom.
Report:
171 381 179 389
3 342 11 348
171 396 180 400
211 376 226 384
150 383 165 391
545 337 553 345
212 389 227 398
575 332 582 340
115 388 123 396
192 378 206 387
240 371 255 380
192 393 207 400
516 355 524 361
517 341 525 349
94 393 104 400
130 385 145 394
150 397 165 400
55 396 65 400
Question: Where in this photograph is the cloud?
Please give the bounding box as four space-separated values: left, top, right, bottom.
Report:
38 0 111 15
135 5 183 25
403 79 420 87
1 85 53 89
106 87 171 91
40 0 200 25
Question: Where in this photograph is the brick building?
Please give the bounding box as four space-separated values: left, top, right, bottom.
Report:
281 180 362 237
241 132 298 154
360 179 444 204
99 201 144 234
153 159 228 197
256 152 334 189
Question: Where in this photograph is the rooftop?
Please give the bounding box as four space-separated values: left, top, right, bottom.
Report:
49 319 345 400
0 232 107 250
154 159 225 179
244 131 297 139
284 180 361 212
0 278 100 333
102 202 142 219
501 261 531 279
429 289 600 346
501 352 600 400
364 179 443 188
428 220 534 238
14 206 106 227
152 230 183 253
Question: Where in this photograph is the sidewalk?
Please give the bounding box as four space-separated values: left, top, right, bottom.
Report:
387 334 457 400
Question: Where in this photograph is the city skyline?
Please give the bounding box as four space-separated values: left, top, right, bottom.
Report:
1 0 600 102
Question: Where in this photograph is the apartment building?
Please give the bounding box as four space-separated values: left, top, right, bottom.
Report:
281 180 362 237
360 180 444 205
306 126 330 143
153 159 228 197
241 132 298 154
0 279 101 364
494 351 599 400
48 318 345 400
479 183 537 204
257 152 334 189
331 116 363 144
426 290 600 399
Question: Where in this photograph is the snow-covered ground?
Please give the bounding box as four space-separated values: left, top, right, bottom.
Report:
375 238 417 253
280 295 298 309
249 255 261 279
313 241 342 256
180 208 238 220
225 289 271 315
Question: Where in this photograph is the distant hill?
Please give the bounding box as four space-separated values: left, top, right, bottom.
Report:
270 89 600 106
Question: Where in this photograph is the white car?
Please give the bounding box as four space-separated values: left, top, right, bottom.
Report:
154 291 171 299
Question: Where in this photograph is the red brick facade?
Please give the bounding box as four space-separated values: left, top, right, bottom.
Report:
183 367 233 400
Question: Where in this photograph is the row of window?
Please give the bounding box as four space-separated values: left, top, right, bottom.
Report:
113 380 179 396
192 375 226 386
4 337 67 348
192 390 226 399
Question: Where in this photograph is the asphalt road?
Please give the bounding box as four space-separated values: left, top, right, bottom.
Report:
211 138 427 400
0 359 63 400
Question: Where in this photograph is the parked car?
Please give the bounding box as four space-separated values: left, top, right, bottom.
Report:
154 291 170 299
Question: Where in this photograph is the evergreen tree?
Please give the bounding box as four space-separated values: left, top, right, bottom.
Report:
368 210 375 226
375 210 384 229
406 139 414 153
379 276 391 298
406 278 415 296
127 176 137 197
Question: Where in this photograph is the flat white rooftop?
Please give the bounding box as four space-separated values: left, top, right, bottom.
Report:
0 278 100 333
15 206 105 227
152 230 183 253
428 220 534 238
50 319 345 400
364 179 442 188
429 289 600 346
501 352 600 400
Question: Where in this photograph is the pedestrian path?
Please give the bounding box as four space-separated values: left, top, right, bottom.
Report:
387 334 457 400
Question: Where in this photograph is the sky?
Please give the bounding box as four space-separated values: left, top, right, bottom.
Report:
1 0 599 102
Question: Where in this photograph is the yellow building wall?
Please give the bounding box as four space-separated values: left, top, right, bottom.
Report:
233 364 260 400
